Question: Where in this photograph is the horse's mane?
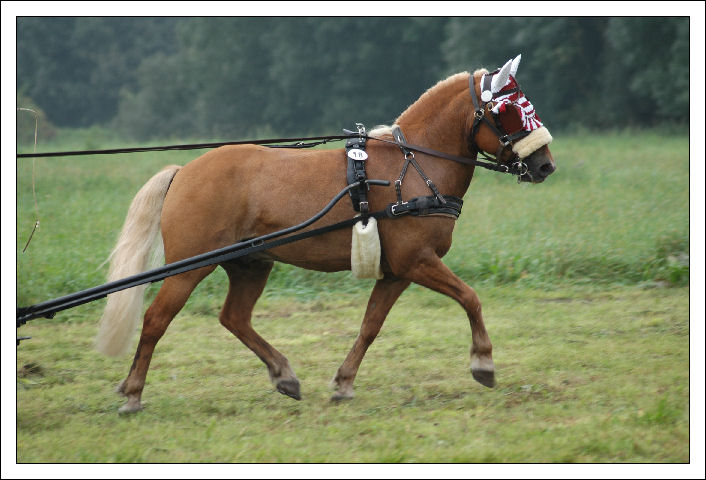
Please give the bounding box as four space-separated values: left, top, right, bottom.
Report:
370 70 488 137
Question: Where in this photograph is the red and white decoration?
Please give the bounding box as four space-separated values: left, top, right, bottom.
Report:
481 55 553 159
482 54 543 132
490 76 544 131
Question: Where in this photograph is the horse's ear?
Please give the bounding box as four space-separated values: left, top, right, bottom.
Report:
491 58 513 93
510 54 522 77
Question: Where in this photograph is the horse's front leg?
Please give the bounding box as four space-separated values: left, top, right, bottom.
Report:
331 275 410 400
405 252 496 388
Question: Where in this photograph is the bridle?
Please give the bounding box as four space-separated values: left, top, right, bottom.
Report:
468 70 532 179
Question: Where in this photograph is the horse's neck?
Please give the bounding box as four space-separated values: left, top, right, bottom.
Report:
395 73 476 198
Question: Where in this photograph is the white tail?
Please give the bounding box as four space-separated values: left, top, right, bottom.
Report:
95 165 181 356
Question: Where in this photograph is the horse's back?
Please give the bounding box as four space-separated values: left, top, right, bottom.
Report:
160 144 351 267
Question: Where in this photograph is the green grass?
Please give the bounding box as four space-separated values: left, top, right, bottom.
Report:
14 128 690 463
16 285 689 463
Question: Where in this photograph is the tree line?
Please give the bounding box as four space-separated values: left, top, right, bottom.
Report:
17 17 689 141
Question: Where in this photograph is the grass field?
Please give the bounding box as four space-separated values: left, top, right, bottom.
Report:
13 128 693 464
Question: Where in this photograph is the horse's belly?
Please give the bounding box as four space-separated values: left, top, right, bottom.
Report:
262 228 354 273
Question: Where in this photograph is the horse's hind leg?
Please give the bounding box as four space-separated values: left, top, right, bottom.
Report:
405 252 495 388
118 265 217 413
331 275 410 400
219 261 301 400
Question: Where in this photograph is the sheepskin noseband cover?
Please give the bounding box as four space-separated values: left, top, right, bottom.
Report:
512 126 552 159
351 217 384 279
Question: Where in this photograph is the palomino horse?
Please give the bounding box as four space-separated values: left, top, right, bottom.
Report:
96 55 555 413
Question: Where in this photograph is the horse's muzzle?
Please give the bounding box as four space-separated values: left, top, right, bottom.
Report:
521 146 555 183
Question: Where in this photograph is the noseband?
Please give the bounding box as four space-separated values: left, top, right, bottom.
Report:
468 72 532 179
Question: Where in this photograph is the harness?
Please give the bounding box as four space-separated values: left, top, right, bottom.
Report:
343 71 537 222
345 122 464 224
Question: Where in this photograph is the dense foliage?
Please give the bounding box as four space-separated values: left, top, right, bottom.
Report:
17 17 689 140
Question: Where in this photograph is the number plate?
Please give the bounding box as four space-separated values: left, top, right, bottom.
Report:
347 148 368 161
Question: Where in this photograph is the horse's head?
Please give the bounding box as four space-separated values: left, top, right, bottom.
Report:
468 55 556 183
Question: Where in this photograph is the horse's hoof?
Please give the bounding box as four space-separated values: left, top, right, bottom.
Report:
329 380 354 401
118 399 143 414
330 391 354 402
472 368 496 388
276 379 301 400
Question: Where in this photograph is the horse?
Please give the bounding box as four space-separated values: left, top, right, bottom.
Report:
95 55 556 413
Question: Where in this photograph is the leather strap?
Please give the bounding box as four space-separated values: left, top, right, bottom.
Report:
366 133 513 173
390 126 445 204
345 125 370 214
387 194 463 218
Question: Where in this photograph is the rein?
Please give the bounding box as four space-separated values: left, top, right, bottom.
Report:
18 70 534 179
16 133 526 177
15 135 354 158
364 132 525 176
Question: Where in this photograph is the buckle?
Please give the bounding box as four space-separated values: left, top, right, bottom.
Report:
390 201 408 216
355 123 366 137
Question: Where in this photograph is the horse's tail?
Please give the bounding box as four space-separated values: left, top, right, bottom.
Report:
95 164 181 356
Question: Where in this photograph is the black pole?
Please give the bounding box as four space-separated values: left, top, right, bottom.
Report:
16 180 390 328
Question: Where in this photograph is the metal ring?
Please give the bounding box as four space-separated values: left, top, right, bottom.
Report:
512 161 528 176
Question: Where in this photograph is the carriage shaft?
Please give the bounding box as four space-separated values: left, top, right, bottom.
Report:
17 180 390 328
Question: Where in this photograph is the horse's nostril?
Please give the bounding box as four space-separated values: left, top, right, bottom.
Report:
540 162 555 175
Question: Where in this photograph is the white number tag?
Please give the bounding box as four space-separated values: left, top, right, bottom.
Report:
347 148 368 161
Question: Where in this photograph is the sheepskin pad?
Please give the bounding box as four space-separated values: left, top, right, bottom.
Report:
351 217 384 279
